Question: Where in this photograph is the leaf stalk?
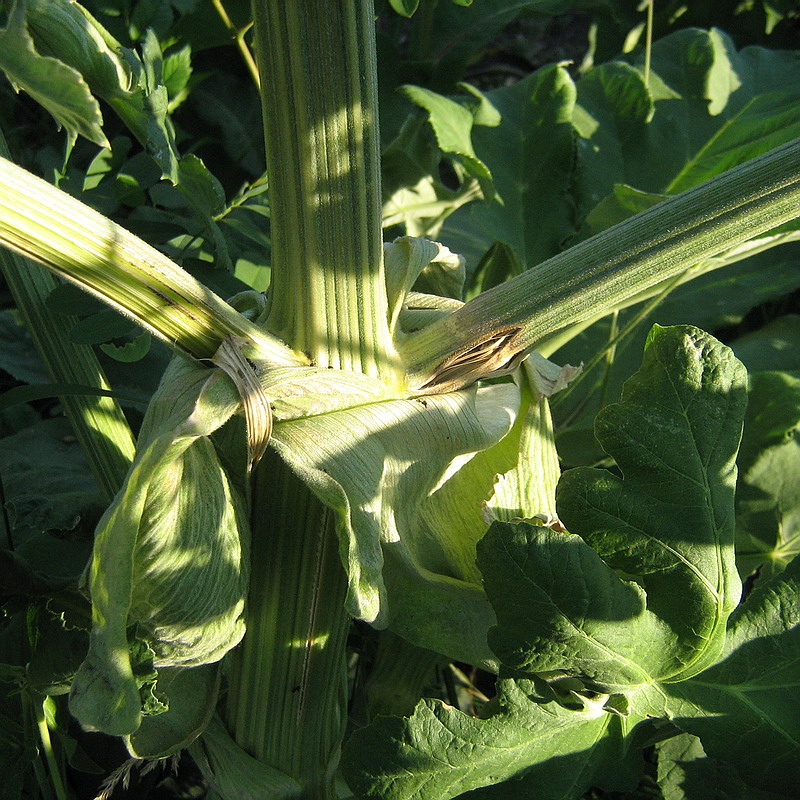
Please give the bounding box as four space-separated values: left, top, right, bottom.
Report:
400 137 800 385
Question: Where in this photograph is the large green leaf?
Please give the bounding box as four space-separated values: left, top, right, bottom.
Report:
467 64 576 275
662 555 800 796
735 371 800 581
343 326 792 799
480 522 669 690
574 28 800 218
0 1 107 148
341 676 647 800
439 27 800 273
551 326 746 683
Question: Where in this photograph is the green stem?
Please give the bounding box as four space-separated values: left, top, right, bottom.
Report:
0 156 300 366
224 8 394 788
225 452 350 797
362 630 443 720
400 137 800 385
0 131 134 500
31 694 66 800
253 0 398 381
210 0 261 88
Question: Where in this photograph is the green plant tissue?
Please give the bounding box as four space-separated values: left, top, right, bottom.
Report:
69 357 249 736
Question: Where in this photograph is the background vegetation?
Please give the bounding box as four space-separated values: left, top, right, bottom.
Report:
1 0 799 798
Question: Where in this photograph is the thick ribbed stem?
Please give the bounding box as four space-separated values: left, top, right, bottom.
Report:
400 137 800 385
363 631 443 720
253 0 397 381
221 5 394 791
225 451 350 796
0 131 135 500
0 157 300 366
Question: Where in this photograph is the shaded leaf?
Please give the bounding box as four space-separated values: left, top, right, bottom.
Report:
0 1 108 148
0 418 104 577
100 331 152 363
468 64 577 272
736 371 800 582
0 312 49 385
341 677 645 800
731 314 800 373
662 555 800 796
555 326 746 683
401 85 494 200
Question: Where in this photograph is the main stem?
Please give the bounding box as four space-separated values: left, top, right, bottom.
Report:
254 0 397 381
226 452 350 795
224 1 392 793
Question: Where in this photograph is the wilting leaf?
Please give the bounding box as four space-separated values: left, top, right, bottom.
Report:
69 358 248 736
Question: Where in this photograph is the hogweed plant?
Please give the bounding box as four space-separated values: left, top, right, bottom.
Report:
1 1 800 798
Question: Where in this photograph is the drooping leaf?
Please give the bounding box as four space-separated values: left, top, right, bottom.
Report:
0 1 108 148
22 0 234 268
189 716 301 800
69 358 248 736
125 664 220 758
270 381 518 664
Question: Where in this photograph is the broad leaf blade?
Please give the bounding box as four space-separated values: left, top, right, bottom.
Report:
479 521 666 689
735 371 800 581
557 326 746 682
0 1 107 148
341 677 645 800
662 555 800 795
470 64 577 271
